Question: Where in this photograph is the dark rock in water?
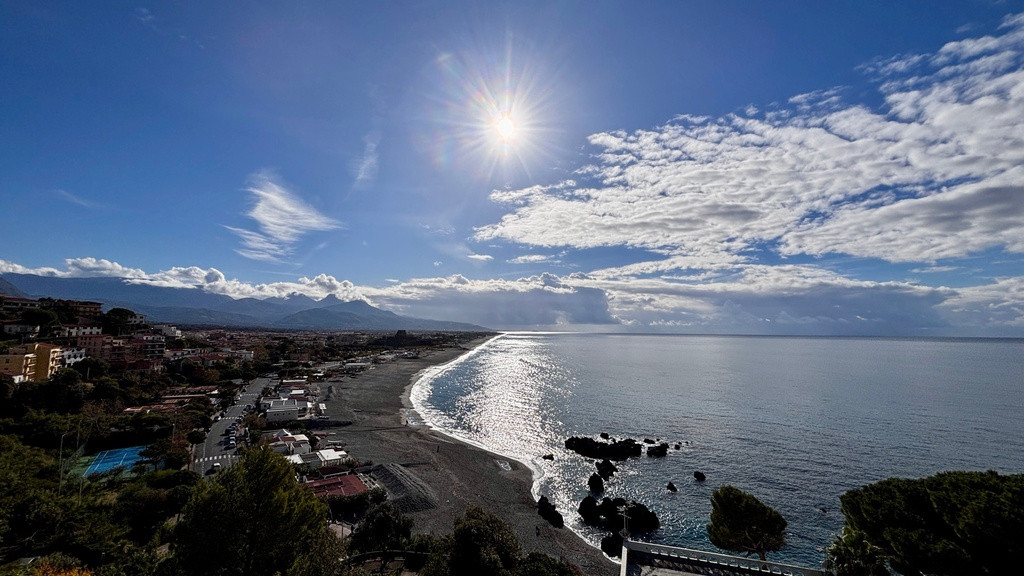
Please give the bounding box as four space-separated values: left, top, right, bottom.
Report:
643 438 655 444
674 443 681 450
578 495 600 525
601 532 624 558
666 482 677 492
537 495 564 528
647 442 669 457
588 472 605 493
577 496 660 534
596 459 618 480
600 432 610 440
565 436 643 460
542 453 554 461
693 470 706 482
819 507 828 514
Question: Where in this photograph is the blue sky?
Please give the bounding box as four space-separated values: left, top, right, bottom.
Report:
2 1 1024 335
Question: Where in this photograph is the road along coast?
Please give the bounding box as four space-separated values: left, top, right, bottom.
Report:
319 337 616 576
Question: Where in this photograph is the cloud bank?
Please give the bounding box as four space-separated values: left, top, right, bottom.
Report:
475 14 1024 269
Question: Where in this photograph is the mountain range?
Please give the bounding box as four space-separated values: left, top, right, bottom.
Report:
0 273 489 332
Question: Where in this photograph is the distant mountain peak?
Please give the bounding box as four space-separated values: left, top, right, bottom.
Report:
0 272 488 331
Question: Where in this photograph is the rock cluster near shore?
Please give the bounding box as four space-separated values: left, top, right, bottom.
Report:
560 433 692 558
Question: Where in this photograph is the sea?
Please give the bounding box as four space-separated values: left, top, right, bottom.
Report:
409 333 1024 567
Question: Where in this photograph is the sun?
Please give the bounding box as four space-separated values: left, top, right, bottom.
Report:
494 114 517 141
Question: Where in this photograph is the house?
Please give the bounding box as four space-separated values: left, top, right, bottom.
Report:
305 473 368 498
268 433 311 455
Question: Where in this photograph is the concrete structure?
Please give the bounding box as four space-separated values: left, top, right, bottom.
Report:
619 540 828 576
0 352 36 381
306 473 368 498
10 343 62 381
132 334 165 359
3 324 40 337
0 297 41 315
156 325 182 338
57 325 103 338
61 347 87 367
269 433 312 455
287 448 349 469
77 333 113 358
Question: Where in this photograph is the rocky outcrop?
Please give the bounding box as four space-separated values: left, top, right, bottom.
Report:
588 472 605 493
693 470 706 482
601 532 624 558
666 481 677 492
595 459 618 480
565 436 643 460
537 495 564 528
577 496 660 534
647 442 669 457
541 453 554 461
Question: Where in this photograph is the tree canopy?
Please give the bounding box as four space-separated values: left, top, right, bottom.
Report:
420 506 575 576
830 470 1024 576
707 485 787 561
170 447 339 576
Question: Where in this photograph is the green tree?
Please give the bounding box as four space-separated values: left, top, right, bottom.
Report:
71 358 109 381
422 507 522 576
347 500 412 554
833 470 1024 576
170 447 337 576
824 527 889 576
707 485 787 561
101 309 137 337
20 308 60 328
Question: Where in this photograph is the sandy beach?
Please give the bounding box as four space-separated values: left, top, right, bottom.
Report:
319 338 617 576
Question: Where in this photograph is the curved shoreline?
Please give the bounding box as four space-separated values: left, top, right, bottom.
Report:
403 333 552 498
321 336 616 576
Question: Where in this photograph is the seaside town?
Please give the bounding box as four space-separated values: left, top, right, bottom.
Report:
3 289 1022 576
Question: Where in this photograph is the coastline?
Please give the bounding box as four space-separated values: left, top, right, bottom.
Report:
320 336 616 576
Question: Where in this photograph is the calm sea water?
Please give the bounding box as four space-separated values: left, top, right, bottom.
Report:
410 333 1024 566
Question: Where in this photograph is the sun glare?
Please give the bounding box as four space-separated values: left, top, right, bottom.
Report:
429 39 559 182
494 114 517 141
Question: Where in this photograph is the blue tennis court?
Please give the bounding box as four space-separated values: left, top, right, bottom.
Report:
85 445 148 476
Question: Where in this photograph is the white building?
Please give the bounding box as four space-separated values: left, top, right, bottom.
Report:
156 325 182 338
286 448 349 469
61 347 87 367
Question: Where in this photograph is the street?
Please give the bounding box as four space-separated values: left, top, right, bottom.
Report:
191 376 271 474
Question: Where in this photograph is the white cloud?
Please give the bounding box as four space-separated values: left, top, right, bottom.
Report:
938 276 1024 331
0 258 145 278
508 254 552 264
353 131 380 188
467 253 493 262
229 172 341 262
475 14 1024 274
56 190 100 209
2 257 1023 334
